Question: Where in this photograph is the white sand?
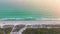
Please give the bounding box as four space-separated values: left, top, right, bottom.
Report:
0 21 60 26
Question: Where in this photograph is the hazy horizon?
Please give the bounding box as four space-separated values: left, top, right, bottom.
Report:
0 0 60 20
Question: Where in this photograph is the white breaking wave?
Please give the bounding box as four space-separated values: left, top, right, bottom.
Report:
36 18 60 20
0 18 24 20
0 17 60 21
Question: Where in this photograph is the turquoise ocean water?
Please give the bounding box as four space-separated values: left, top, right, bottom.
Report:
0 0 58 21
0 0 43 21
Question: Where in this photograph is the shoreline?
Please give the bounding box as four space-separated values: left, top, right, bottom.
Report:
0 21 60 26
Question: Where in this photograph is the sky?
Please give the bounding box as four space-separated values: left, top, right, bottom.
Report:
0 0 60 20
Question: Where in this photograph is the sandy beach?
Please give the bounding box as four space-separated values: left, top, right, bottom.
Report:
0 21 60 26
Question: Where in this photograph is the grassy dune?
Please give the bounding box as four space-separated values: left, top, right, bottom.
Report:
0 27 12 34
23 28 60 34
0 28 3 34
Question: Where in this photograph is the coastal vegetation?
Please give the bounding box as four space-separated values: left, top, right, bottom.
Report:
22 28 60 34
0 27 12 34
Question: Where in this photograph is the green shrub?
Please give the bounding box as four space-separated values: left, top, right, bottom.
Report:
22 28 60 34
